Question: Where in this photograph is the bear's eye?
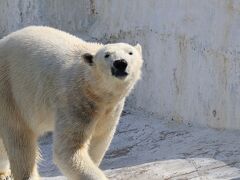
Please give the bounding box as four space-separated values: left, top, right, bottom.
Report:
104 53 110 58
129 52 133 55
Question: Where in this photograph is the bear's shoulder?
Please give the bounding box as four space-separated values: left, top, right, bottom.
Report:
1 26 104 57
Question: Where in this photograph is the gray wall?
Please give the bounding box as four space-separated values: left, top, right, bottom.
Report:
1 0 240 129
0 0 97 37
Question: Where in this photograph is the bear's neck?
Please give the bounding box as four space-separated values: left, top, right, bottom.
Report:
85 82 131 105
83 74 133 106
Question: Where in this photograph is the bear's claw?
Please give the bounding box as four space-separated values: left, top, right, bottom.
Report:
0 174 12 180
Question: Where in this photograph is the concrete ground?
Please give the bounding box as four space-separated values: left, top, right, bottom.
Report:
39 111 240 180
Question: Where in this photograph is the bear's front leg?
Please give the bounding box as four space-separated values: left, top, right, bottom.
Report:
89 101 125 166
1 123 39 180
53 108 108 180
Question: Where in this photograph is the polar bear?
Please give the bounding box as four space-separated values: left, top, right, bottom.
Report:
0 26 143 180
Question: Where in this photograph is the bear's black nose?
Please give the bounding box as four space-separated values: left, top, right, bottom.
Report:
113 59 128 71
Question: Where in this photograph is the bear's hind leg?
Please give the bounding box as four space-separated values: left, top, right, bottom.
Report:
0 139 11 180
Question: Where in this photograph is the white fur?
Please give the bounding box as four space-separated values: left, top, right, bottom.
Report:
0 26 143 179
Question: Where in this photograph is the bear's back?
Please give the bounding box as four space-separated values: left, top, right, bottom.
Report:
0 26 92 93
0 26 103 84
1 26 91 63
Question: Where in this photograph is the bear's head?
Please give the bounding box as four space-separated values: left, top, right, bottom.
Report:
82 43 143 101
82 43 143 83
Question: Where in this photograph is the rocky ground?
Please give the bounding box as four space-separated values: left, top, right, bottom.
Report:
39 111 240 180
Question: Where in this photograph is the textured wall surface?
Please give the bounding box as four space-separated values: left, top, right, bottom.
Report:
1 0 240 129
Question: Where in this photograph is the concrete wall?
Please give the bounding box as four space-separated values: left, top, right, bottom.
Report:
1 0 240 129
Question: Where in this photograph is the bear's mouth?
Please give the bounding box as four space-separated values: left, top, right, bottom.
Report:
111 67 128 79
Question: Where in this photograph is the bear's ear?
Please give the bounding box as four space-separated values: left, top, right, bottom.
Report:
135 44 142 54
82 53 94 66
